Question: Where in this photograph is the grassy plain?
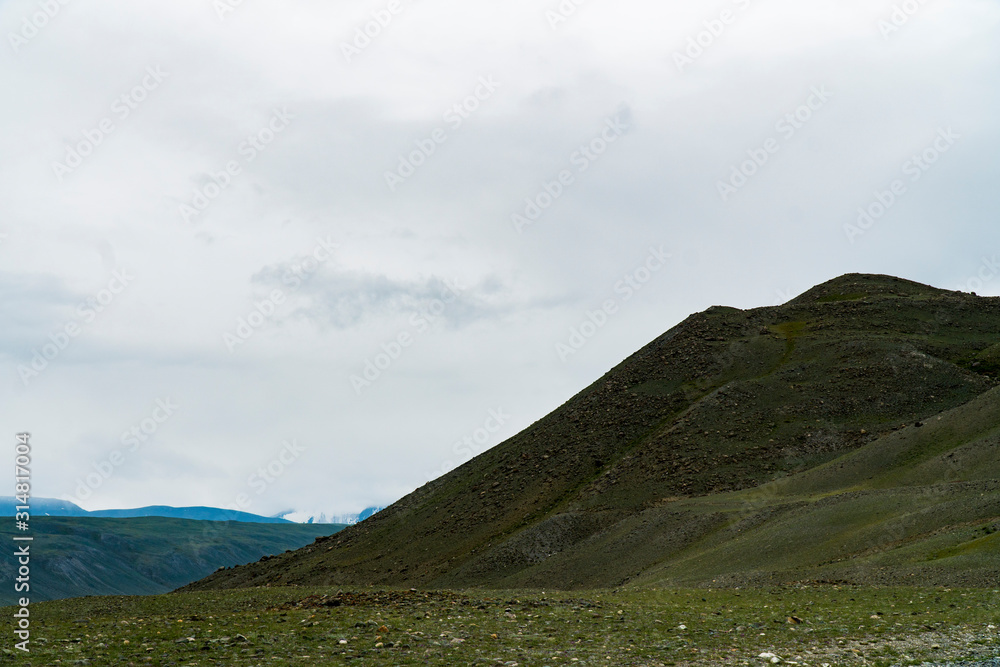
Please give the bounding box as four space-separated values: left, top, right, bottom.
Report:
4 585 998 666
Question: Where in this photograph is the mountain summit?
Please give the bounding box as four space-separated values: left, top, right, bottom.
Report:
186 274 1000 591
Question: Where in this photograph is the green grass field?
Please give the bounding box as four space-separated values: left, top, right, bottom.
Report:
4 586 998 665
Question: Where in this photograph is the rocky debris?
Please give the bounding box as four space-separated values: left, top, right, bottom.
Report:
270 589 474 611
899 660 1000 667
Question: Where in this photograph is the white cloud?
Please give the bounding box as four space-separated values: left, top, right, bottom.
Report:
1 0 998 517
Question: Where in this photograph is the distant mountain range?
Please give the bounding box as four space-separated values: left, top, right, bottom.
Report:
0 497 289 524
187 274 1000 593
0 498 384 524
0 516 345 604
273 506 384 525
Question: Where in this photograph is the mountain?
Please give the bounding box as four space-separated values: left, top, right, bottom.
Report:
185 274 1000 592
88 506 290 523
0 496 89 517
273 506 385 524
0 498 290 523
0 516 345 605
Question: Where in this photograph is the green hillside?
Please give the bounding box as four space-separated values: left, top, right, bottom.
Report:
0 517 344 604
185 274 1000 592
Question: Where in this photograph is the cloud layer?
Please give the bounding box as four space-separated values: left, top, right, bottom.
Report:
1 0 998 517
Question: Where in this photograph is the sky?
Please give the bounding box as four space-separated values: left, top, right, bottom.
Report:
1 0 998 519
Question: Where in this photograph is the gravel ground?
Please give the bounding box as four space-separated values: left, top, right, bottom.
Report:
909 660 1000 666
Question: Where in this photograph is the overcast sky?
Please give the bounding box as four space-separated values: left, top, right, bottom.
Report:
2 0 998 518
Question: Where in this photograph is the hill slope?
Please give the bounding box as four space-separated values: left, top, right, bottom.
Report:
0 517 344 604
186 274 1000 591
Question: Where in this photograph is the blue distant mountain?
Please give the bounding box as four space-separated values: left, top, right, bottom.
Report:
89 505 290 523
0 496 89 517
0 497 289 524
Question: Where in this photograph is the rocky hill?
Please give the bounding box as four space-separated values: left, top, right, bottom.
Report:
184 274 1000 591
